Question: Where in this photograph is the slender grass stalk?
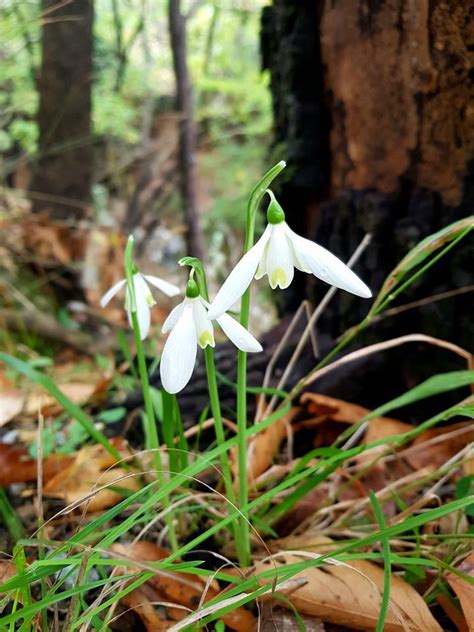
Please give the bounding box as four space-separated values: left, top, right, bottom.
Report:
370 492 392 632
236 160 286 565
124 236 178 552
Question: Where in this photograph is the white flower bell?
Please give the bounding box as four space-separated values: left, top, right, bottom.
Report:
207 190 371 319
100 272 180 341
160 279 262 394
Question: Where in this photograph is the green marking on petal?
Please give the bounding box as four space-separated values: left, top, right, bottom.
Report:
146 293 155 307
270 267 288 289
198 331 214 349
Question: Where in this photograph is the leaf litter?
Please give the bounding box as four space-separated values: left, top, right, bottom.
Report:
0 354 473 630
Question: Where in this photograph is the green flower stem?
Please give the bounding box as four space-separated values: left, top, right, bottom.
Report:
184 257 243 560
124 237 178 552
236 161 286 566
204 346 242 553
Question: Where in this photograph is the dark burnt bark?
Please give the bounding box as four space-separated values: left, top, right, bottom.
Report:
30 0 94 221
262 0 474 354
168 0 204 260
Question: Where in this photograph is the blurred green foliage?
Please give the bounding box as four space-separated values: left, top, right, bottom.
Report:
1 0 271 183
0 0 272 256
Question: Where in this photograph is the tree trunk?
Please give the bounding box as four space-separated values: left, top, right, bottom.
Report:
168 0 204 261
262 0 474 354
30 0 94 221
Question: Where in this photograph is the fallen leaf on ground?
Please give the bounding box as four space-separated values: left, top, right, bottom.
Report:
406 422 474 472
301 393 409 430
0 376 25 426
0 443 74 485
274 485 329 536
446 553 474 632
111 541 255 631
18 356 113 419
21 213 87 265
259 604 325 631
251 536 442 632
245 407 301 485
300 392 412 448
24 381 108 418
43 439 137 512
118 584 175 631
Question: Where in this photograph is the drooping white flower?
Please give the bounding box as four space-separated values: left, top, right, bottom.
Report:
207 190 371 319
160 280 262 394
100 273 180 340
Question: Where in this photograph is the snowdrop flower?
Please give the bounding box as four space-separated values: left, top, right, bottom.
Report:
208 191 371 319
160 279 262 394
100 272 180 340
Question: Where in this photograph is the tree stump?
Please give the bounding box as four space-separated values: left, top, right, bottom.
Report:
262 0 474 355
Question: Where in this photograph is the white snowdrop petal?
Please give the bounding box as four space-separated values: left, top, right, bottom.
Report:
254 248 268 280
283 223 311 273
207 225 273 319
143 274 180 297
160 305 197 394
193 299 215 349
99 279 126 308
265 223 294 289
296 234 372 298
162 301 186 333
134 274 155 307
216 313 262 353
130 289 150 342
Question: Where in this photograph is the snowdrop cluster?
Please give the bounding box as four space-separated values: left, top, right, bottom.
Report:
101 189 371 394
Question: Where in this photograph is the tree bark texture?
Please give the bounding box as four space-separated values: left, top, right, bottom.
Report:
262 0 474 354
30 0 94 221
168 0 204 261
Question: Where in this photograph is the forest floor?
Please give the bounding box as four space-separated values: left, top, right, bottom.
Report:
0 207 473 631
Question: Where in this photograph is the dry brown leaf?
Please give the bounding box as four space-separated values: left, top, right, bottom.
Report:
406 422 474 472
363 417 414 444
111 541 255 631
446 553 474 632
251 537 442 632
301 392 412 449
0 383 25 426
260 604 325 631
0 443 74 486
18 356 112 419
21 213 87 265
24 381 106 418
245 407 301 485
274 485 329 536
301 393 408 430
120 585 175 631
43 439 138 512
436 593 469 632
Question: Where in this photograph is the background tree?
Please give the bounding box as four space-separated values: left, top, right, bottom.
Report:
30 0 94 221
168 0 204 260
